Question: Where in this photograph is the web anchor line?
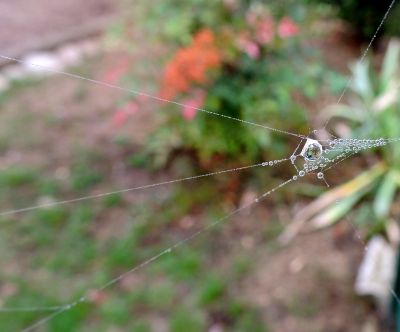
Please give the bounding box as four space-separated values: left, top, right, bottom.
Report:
19 178 294 332
0 55 306 140
0 159 289 218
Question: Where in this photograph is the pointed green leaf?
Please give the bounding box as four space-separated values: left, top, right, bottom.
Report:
310 187 369 229
350 61 374 102
324 104 366 123
380 40 400 91
373 171 398 218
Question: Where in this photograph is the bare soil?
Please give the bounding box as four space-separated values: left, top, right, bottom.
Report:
0 0 116 56
242 226 382 332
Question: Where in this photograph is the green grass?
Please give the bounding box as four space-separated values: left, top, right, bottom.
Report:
0 61 273 332
170 308 206 332
70 165 102 192
102 193 123 207
0 167 37 187
198 275 226 306
0 153 271 332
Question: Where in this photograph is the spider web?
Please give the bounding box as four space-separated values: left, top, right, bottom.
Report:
0 1 398 330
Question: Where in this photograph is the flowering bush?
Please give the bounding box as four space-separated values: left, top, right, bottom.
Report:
127 0 336 170
160 29 222 100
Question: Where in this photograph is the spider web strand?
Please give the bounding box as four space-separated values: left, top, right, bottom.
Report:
20 177 293 331
0 55 306 139
0 159 289 218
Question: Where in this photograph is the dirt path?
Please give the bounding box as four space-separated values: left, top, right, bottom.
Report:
0 0 116 60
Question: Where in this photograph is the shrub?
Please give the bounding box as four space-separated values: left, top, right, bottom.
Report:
132 0 334 170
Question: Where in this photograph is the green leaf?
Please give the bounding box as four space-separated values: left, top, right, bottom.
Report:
310 188 368 229
350 61 374 103
324 104 366 123
380 40 400 91
306 163 386 229
373 171 399 218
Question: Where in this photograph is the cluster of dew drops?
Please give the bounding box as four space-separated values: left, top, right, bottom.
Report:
262 137 388 183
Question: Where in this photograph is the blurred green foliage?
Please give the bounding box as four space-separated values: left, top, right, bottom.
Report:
311 40 400 229
125 0 341 170
140 0 312 44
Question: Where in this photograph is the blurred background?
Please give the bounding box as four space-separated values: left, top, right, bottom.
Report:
1 0 400 331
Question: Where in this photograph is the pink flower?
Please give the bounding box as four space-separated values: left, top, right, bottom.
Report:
112 110 128 126
256 17 275 44
101 55 131 84
137 94 149 103
238 33 261 59
182 90 205 121
112 101 139 126
243 40 260 59
124 101 139 115
278 17 299 38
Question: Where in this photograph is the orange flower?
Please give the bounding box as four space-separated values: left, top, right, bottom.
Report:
194 29 215 45
160 29 222 100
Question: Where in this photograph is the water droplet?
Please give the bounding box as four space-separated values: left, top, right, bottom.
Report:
269 161 273 166
317 172 324 179
292 175 298 181
304 142 322 161
262 162 267 166
299 170 305 177
290 155 296 162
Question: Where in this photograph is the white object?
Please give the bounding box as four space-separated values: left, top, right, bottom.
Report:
22 52 63 75
355 235 396 312
57 44 83 66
